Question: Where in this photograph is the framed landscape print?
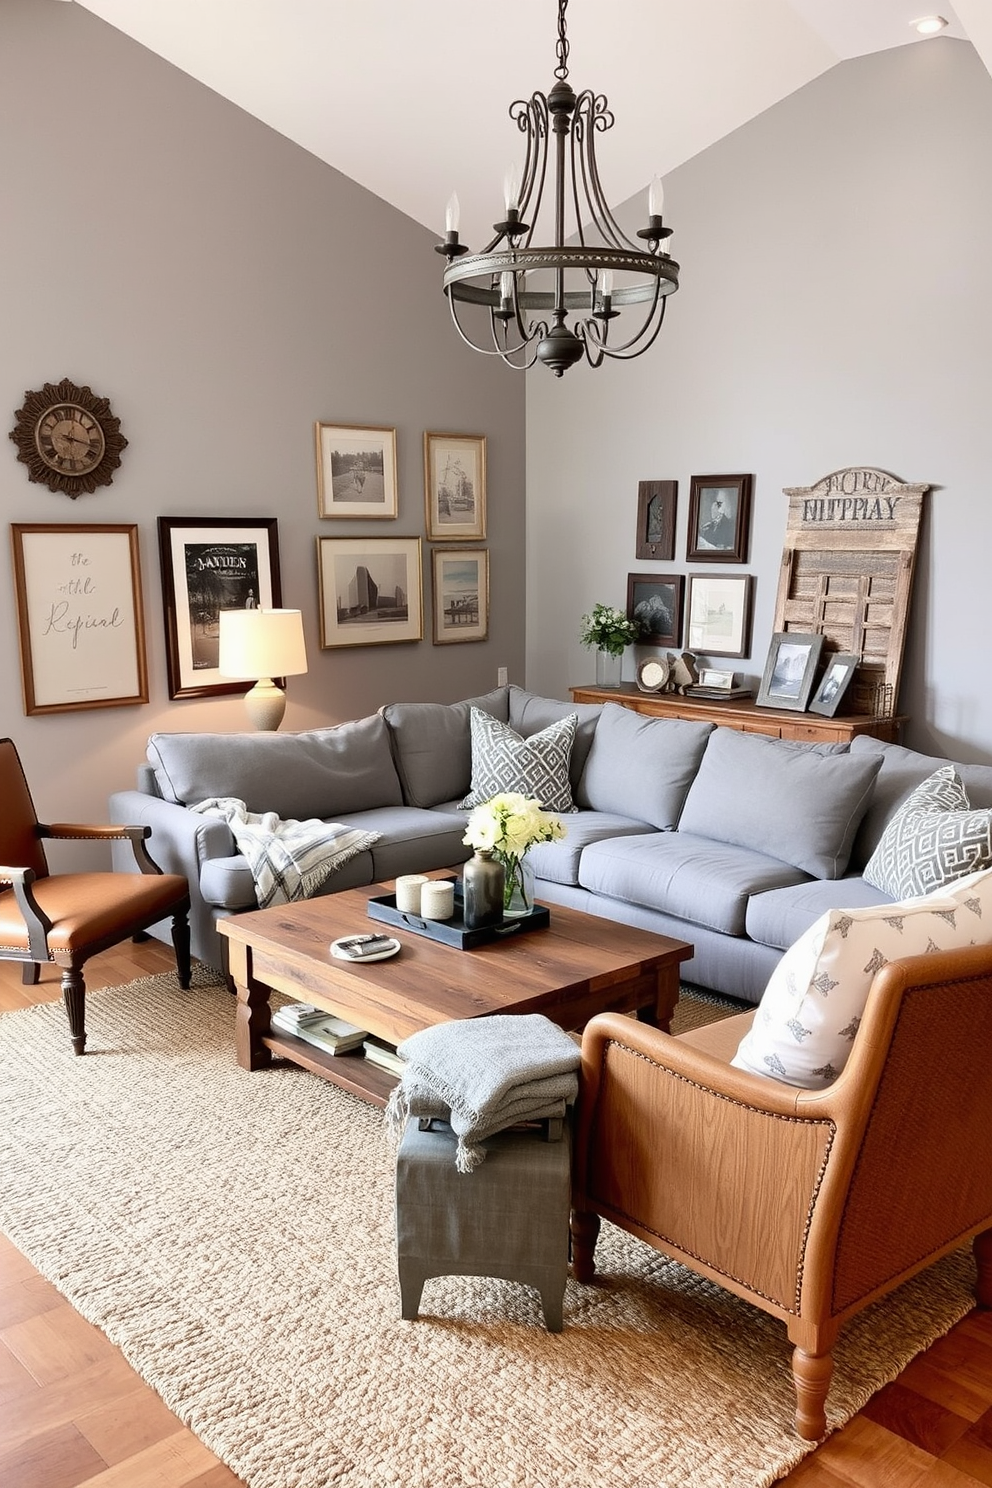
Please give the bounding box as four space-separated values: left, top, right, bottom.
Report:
756 632 825 712
686 474 752 563
635 479 677 560
685 573 754 658
424 432 486 540
808 652 859 717
11 523 148 715
626 572 684 648
317 535 423 647
432 547 489 644
158 517 281 699
315 422 398 519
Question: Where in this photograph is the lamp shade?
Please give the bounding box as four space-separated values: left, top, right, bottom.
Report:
218 608 308 681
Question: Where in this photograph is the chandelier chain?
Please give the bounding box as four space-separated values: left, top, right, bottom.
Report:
555 0 570 81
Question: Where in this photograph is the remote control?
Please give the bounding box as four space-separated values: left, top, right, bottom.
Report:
335 935 395 959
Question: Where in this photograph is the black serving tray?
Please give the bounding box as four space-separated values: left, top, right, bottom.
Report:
367 877 550 950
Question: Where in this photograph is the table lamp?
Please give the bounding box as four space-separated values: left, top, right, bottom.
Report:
218 608 308 731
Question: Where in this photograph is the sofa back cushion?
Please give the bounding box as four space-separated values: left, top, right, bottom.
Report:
678 728 882 879
507 685 602 789
575 702 713 829
850 735 992 868
147 715 403 818
731 868 992 1089
379 687 509 808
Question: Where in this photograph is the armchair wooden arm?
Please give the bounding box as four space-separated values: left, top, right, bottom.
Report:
40 822 161 874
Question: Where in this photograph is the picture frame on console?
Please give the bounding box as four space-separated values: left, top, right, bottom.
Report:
315 422 398 519
685 573 754 658
756 631 825 712
634 479 677 560
431 547 489 644
424 432 486 541
626 572 684 648
808 652 859 717
158 517 281 700
686 474 752 563
317 535 423 648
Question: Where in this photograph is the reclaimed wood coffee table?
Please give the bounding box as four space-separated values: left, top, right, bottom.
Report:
219 881 692 1107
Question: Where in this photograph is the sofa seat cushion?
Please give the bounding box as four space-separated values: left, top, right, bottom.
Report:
577 832 809 936
460 709 578 812
380 688 509 809
574 703 713 828
147 715 403 819
850 735 992 869
528 812 656 887
732 868 992 1090
679 728 882 879
745 876 892 953
863 765 992 898
507 686 602 789
330 807 471 882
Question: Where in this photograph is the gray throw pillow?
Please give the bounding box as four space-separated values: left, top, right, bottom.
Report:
459 708 578 812
863 765 992 897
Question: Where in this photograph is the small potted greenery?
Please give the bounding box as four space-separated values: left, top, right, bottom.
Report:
580 602 641 686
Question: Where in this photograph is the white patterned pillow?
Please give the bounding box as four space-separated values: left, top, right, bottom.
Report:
459 708 578 812
731 880 992 1089
864 765 992 898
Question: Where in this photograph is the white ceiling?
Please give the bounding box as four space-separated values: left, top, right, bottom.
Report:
73 0 987 246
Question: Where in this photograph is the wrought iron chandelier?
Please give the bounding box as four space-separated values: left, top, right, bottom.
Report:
437 0 679 376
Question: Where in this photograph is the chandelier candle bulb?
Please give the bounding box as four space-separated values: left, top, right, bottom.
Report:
649 175 664 217
445 193 460 233
395 875 429 915
503 164 521 212
419 881 455 922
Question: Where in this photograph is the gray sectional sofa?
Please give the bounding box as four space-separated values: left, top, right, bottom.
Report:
109 684 992 1004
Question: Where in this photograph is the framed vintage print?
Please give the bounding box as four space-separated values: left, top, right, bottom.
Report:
756 632 825 712
808 652 860 717
626 572 684 648
424 432 486 540
635 479 677 560
11 523 148 715
315 422 398 519
685 573 755 658
317 535 423 647
431 547 489 644
686 473 753 563
158 517 281 699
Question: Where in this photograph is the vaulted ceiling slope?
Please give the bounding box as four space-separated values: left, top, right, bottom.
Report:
75 0 988 244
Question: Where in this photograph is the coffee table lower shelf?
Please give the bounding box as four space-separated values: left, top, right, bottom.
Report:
262 1029 399 1107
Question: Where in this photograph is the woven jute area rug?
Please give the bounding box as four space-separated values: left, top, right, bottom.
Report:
0 972 977 1488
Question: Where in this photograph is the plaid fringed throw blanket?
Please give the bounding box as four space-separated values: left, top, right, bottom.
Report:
189 797 380 910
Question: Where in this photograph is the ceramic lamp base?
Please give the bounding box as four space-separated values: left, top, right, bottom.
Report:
243 678 287 731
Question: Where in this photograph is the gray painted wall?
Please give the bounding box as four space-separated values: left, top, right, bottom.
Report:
0 0 525 857
526 38 992 764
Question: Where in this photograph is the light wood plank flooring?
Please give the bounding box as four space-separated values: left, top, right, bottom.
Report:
2 944 991 1487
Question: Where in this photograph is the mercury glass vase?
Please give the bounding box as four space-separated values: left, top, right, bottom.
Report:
462 849 505 930
595 648 623 687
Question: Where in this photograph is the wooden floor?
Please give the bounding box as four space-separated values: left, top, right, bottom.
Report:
2 946 992 1487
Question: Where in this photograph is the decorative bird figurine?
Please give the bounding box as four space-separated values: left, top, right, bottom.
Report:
667 652 699 694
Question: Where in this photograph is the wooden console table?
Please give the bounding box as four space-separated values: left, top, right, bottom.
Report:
570 684 904 745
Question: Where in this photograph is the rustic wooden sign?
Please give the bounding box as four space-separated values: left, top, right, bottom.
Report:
773 467 930 716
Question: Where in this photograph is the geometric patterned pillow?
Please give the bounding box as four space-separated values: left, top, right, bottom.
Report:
731 879 992 1089
863 765 992 898
459 708 578 813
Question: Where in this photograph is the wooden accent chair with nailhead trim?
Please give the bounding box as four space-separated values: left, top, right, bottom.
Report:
0 737 191 1054
571 944 992 1439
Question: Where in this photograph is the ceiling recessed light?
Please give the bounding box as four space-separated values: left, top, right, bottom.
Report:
912 15 949 36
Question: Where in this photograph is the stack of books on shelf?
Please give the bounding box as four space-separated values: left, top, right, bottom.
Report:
270 1003 368 1055
362 1037 407 1076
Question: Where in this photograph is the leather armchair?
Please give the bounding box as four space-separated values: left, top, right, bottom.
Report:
571 943 992 1439
0 738 191 1054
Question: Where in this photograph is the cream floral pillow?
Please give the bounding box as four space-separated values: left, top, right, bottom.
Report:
732 871 992 1090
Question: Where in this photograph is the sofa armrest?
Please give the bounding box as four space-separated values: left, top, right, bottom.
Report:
108 790 236 880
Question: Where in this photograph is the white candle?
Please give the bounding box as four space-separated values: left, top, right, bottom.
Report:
420 881 455 922
395 874 429 914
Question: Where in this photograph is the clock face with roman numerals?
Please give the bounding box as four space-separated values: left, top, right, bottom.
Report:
9 378 128 498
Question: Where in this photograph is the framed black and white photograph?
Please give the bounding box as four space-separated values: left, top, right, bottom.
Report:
424 432 486 540
315 422 398 519
158 517 281 699
11 523 148 715
635 479 677 560
686 474 753 563
431 547 489 644
317 535 423 648
685 573 754 658
626 572 684 648
756 631 825 711
808 652 859 717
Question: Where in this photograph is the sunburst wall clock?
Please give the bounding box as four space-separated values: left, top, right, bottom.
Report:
9 378 128 498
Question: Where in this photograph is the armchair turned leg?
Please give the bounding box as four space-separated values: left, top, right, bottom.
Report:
171 906 192 990
792 1344 833 1441
974 1229 992 1308
570 1208 600 1284
61 967 86 1056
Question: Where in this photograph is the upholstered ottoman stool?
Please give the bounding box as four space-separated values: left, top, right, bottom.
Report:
394 1116 572 1332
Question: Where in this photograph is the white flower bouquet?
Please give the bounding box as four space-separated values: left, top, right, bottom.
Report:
462 792 566 914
